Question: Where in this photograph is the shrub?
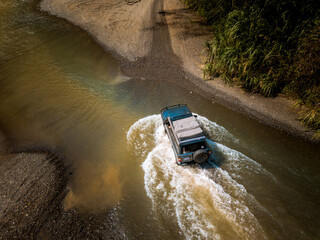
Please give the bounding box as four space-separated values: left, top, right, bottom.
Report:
185 0 320 138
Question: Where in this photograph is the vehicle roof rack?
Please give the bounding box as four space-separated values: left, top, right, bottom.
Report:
167 115 204 144
160 104 187 113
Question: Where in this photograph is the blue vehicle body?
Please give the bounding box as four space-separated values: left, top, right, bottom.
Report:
161 104 211 165
161 105 192 122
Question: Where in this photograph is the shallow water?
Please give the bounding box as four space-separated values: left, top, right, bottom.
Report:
0 0 320 239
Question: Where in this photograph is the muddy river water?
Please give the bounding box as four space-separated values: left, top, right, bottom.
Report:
1 1 320 239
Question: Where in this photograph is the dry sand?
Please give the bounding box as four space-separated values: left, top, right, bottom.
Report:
40 0 154 61
40 0 316 141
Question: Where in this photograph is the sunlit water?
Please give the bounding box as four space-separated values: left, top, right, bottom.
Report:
0 0 320 239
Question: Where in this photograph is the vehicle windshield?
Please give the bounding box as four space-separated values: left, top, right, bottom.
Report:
181 141 206 154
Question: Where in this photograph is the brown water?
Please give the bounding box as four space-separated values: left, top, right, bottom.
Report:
0 1 320 239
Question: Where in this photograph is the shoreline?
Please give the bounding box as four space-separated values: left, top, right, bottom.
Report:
40 0 317 143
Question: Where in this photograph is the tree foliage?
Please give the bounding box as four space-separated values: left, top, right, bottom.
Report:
185 0 320 137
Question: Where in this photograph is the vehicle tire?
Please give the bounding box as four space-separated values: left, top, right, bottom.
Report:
193 150 209 164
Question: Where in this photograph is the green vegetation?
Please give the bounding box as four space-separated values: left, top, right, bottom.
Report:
184 0 320 138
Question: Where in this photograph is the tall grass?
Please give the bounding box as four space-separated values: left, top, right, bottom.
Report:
185 0 320 138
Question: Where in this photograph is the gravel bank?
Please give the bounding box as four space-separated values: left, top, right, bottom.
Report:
0 152 126 239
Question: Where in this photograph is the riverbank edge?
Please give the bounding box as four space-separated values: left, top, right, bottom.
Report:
39 0 318 143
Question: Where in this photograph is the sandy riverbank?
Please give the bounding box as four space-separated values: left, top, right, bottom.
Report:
40 0 316 142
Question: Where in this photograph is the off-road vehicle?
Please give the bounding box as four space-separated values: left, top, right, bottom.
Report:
161 104 211 165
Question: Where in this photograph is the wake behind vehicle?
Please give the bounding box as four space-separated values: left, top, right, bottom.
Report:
161 104 211 165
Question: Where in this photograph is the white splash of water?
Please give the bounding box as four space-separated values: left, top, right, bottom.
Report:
127 114 162 159
197 115 238 143
213 143 277 183
127 115 270 239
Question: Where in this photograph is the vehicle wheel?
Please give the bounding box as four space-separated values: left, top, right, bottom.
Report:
193 150 209 164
